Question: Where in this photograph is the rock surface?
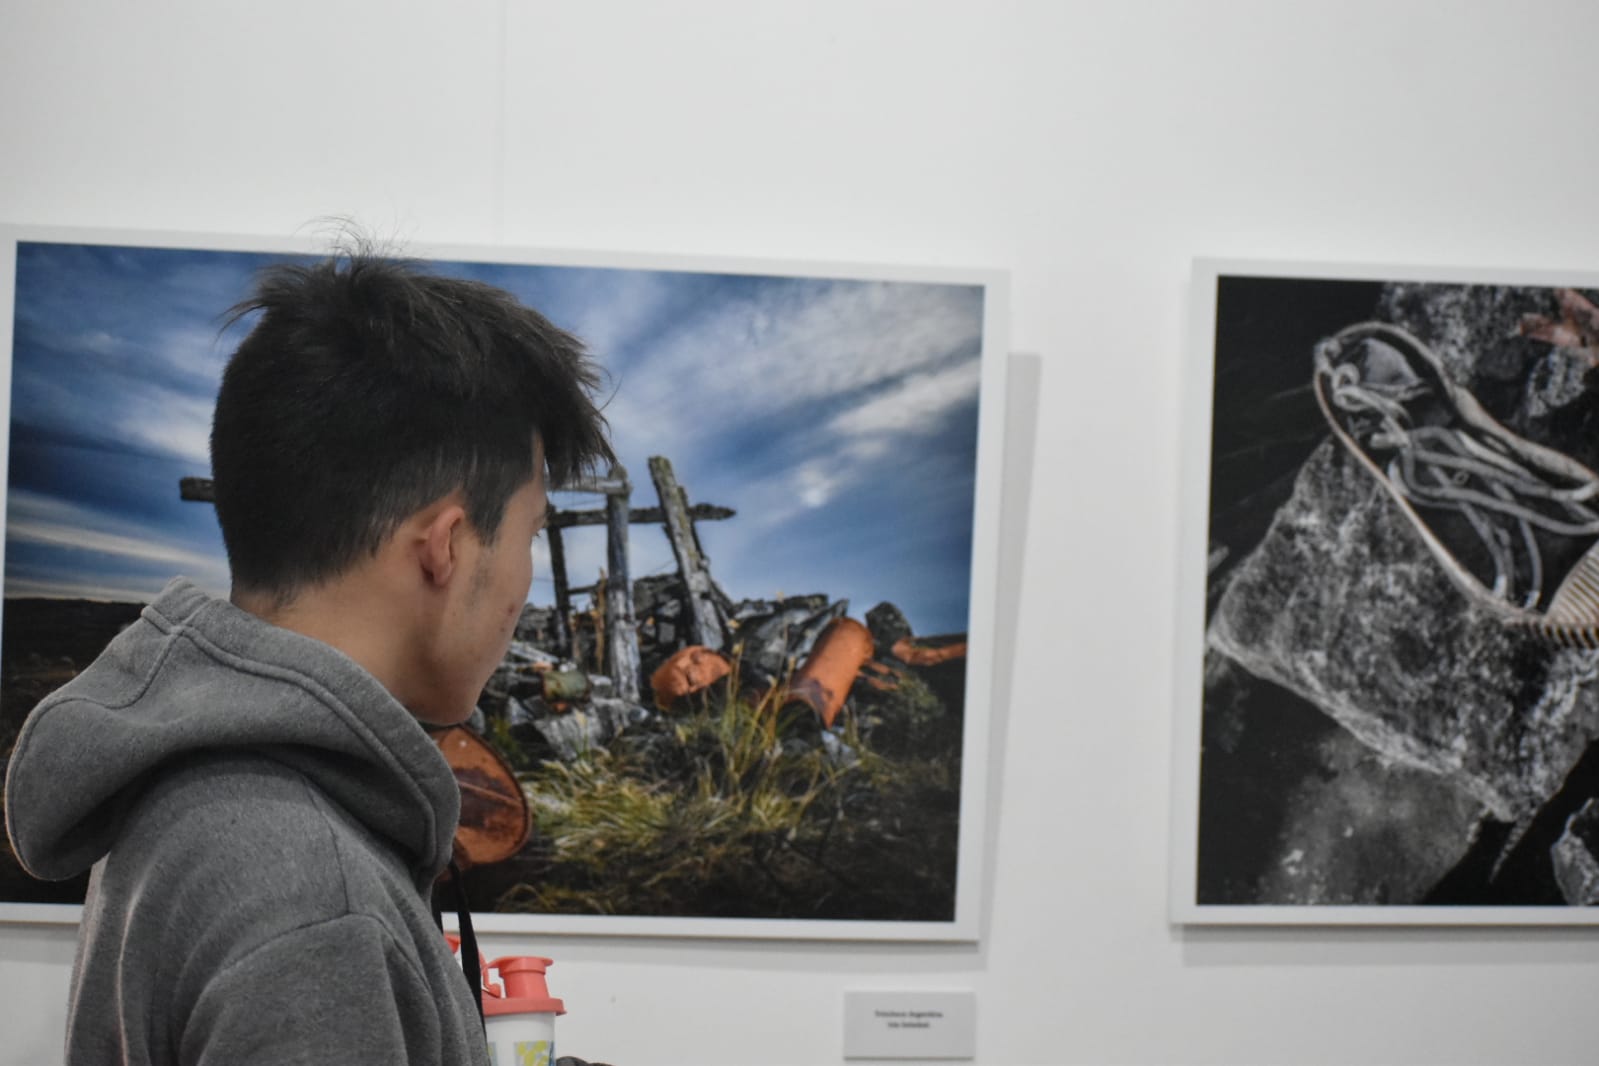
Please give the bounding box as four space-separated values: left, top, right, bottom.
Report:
1552 799 1599 905
1210 440 1599 821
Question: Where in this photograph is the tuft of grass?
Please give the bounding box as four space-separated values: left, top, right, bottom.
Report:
499 657 959 921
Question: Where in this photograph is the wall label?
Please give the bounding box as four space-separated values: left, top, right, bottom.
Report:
843 989 976 1060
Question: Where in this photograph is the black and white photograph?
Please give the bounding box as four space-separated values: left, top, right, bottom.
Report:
1173 262 1599 923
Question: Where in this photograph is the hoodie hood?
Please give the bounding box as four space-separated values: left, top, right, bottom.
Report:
5 578 459 888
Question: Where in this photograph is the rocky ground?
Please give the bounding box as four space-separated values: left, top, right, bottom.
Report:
457 588 968 921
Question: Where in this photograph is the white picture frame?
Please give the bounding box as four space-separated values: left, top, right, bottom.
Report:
1173 258 1599 925
0 224 1007 941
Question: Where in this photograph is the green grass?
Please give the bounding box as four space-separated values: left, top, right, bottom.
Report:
495 664 959 921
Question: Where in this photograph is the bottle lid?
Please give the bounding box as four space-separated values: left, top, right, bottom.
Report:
483 954 566 1017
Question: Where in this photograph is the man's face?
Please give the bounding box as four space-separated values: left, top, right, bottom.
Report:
419 464 549 727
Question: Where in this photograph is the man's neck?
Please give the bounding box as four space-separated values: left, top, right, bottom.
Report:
232 578 421 713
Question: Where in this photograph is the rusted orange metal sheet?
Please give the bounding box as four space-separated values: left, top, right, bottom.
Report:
890 636 968 667
860 659 902 692
434 725 531 868
649 644 733 710
786 617 874 728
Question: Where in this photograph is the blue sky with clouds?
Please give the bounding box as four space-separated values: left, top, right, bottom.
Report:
5 240 988 635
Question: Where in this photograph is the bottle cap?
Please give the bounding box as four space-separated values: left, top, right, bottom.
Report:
483 954 566 1017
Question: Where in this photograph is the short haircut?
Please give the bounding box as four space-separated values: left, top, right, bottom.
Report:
210 249 614 599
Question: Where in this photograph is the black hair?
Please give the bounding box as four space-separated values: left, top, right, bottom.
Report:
210 249 614 599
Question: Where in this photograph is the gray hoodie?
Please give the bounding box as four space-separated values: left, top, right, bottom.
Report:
5 578 490 1065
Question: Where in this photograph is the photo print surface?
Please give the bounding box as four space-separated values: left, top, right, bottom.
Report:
1175 262 1599 923
0 229 1005 939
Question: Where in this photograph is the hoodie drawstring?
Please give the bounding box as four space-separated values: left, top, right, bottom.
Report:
436 862 484 1028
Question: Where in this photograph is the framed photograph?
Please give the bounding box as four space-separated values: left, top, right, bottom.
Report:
1172 259 1599 924
0 225 1007 940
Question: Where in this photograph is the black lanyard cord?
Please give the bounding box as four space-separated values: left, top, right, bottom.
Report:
447 859 485 1027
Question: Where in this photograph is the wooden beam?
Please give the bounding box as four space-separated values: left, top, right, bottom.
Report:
602 464 642 703
548 502 734 530
180 477 215 502
562 475 630 496
181 477 734 532
546 518 572 658
648 455 725 650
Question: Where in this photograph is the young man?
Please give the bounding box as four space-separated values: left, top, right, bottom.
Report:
4 250 613 1064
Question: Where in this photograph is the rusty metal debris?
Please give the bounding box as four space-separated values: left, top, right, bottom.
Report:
890 637 968 667
785 617 874 728
860 659 902 692
434 725 531 868
650 645 732 710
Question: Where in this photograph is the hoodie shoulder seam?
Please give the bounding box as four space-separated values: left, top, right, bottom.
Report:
198 911 431 1007
4 614 191 853
289 762 358 915
35 611 189 716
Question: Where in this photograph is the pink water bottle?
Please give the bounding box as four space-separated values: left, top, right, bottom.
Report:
482 954 566 1066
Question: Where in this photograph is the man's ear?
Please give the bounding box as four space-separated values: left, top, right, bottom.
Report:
417 501 469 588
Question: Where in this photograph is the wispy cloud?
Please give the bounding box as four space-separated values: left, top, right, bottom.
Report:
827 359 982 439
557 270 678 367
614 279 981 424
3 574 193 604
8 515 217 573
74 329 124 357
13 318 225 458
138 321 232 384
4 489 230 596
592 278 984 520
733 360 981 524
118 389 215 467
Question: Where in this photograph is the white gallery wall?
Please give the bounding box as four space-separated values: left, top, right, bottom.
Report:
4 2 1599 1063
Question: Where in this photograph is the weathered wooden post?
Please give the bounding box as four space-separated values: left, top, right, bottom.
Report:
178 478 214 501
544 504 573 658
648 455 725 650
601 463 642 703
